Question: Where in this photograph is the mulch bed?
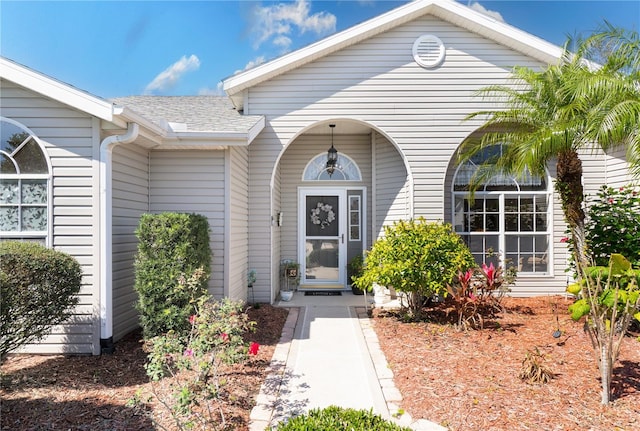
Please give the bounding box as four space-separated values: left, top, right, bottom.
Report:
372 296 640 431
2 297 639 430
1 304 289 431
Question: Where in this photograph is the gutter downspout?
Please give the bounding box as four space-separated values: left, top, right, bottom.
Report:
99 122 139 354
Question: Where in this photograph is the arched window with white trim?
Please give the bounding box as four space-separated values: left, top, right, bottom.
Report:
452 145 551 274
1 118 51 244
302 153 362 181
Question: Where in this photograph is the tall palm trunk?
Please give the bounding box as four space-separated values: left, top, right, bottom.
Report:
555 150 588 269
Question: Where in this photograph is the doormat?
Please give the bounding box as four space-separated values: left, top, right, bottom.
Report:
304 291 342 296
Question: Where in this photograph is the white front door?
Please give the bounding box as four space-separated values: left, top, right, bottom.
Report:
298 188 346 289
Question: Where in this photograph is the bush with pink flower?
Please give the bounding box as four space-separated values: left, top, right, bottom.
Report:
585 184 640 268
143 298 259 429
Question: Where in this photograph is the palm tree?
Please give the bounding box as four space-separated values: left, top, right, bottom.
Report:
577 25 640 177
459 26 640 406
458 28 639 271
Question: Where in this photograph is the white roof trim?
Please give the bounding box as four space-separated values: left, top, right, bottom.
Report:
1 57 115 121
158 115 265 148
223 0 564 109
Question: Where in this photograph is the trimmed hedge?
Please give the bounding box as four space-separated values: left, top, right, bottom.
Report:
269 406 413 431
134 212 211 339
0 241 82 361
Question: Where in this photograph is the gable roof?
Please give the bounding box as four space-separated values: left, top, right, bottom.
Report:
222 0 565 110
0 57 265 146
1 57 116 121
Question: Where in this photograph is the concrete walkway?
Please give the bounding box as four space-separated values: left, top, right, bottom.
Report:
249 292 446 430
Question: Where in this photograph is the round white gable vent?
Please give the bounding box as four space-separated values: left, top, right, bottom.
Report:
412 34 445 69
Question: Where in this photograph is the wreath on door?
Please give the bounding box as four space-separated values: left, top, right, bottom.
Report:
310 202 335 229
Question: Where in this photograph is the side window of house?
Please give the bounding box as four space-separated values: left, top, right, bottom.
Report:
452 146 550 274
0 118 51 245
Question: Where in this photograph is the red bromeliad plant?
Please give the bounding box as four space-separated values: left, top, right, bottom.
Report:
447 262 516 330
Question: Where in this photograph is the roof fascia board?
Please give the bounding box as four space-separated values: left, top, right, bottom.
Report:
247 116 266 143
223 0 565 108
433 0 563 63
1 57 114 121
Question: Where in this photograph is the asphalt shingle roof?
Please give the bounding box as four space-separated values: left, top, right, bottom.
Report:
111 96 262 133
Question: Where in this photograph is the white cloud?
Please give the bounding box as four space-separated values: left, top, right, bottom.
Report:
144 54 200 94
234 56 266 75
468 2 505 23
250 0 336 50
197 83 224 96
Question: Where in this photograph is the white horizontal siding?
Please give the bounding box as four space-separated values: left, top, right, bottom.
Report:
245 15 570 297
373 132 409 238
605 147 633 187
150 150 226 298
228 146 249 301
1 79 100 354
112 144 149 341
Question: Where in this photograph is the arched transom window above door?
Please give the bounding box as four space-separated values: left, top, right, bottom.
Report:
0 117 51 244
452 145 551 275
303 153 362 181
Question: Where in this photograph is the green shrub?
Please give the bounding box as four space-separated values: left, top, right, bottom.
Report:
586 185 640 267
0 241 82 361
269 406 412 431
134 212 211 340
353 218 475 316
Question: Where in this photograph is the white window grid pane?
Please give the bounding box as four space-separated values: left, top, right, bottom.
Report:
453 192 550 274
348 195 361 241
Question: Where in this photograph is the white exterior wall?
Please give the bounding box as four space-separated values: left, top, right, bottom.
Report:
373 131 410 238
605 147 634 187
149 150 226 298
1 80 100 354
111 144 149 340
248 127 279 303
228 146 249 301
245 16 579 297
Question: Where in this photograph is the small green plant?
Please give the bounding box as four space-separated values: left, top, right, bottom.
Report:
520 347 555 384
134 212 212 340
566 254 640 405
348 253 366 294
0 241 82 362
353 218 475 317
144 298 259 430
268 405 412 431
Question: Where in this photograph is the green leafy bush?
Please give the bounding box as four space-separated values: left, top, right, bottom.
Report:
0 241 82 361
269 406 412 431
353 218 475 316
586 185 640 267
134 212 211 339
143 298 258 429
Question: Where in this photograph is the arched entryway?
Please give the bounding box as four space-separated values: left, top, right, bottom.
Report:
273 119 411 292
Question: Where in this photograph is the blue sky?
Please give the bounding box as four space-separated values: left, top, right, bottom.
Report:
1 1 638 99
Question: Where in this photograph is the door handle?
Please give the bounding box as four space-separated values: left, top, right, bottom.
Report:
342 233 344 243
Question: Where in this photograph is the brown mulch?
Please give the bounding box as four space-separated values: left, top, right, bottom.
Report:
2 297 640 430
373 296 640 431
0 304 289 431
